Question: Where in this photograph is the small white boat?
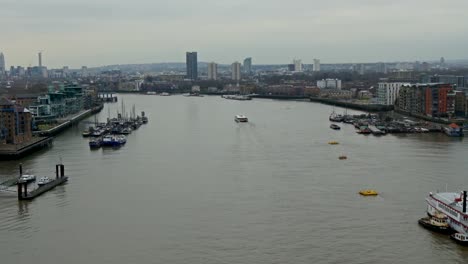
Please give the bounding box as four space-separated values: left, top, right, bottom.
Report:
160 92 170 96
37 177 52 186
235 115 248 122
451 233 468 245
18 174 36 183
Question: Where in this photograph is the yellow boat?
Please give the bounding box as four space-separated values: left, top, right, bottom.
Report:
328 141 339 145
359 189 378 196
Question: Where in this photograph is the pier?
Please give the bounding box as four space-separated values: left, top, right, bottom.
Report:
98 92 118 103
17 164 68 201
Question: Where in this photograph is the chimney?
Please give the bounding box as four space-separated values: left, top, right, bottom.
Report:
463 191 467 214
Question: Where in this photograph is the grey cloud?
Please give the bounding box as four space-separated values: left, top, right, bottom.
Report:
1 0 467 67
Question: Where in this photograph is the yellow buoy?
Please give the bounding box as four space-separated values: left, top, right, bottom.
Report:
359 189 378 196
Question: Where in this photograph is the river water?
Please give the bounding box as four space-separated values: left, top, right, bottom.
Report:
1 94 468 263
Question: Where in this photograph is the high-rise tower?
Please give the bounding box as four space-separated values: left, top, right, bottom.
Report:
0 52 5 74
186 52 198 80
243 57 252 75
313 59 321 72
293 59 302 72
231 62 241 81
208 62 218 80
38 52 43 67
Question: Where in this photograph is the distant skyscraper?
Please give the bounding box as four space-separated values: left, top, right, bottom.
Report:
63 66 70 78
313 59 321 72
413 61 421 72
359 64 365 75
38 52 43 67
231 62 241 81
440 57 445 67
293 59 302 72
0 52 5 74
243 57 252 75
81 66 88 77
186 52 198 80
207 62 218 80
377 62 387 73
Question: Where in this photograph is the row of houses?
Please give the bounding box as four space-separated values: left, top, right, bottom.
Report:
9 82 97 121
377 81 468 118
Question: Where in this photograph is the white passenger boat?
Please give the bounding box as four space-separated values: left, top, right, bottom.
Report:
235 115 248 122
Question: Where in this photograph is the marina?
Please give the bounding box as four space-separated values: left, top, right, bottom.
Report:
82 102 148 149
328 110 461 136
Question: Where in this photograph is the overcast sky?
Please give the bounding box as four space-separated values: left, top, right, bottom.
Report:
1 0 467 68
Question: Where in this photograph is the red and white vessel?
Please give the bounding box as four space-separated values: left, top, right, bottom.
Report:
426 191 468 245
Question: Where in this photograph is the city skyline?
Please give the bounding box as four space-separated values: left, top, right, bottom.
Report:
0 49 460 71
1 0 468 68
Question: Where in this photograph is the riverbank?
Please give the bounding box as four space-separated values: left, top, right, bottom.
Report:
34 104 104 137
0 136 53 160
250 95 308 100
309 97 394 112
394 108 467 125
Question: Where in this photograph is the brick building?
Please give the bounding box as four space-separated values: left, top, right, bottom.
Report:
0 98 33 144
397 83 455 118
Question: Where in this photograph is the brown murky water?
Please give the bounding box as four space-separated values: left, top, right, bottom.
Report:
1 94 468 263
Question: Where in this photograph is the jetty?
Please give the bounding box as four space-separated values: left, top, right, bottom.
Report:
98 92 118 103
17 164 68 201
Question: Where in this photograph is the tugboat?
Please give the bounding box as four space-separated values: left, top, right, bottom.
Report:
330 124 341 130
418 215 454 234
